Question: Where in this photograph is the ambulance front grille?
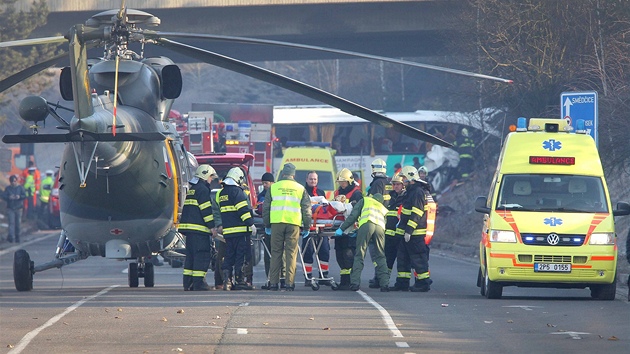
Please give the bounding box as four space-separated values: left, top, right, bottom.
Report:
533 255 572 263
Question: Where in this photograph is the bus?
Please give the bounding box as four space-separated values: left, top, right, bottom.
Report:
272 105 502 194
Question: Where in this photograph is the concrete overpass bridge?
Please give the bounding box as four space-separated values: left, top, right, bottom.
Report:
21 0 463 62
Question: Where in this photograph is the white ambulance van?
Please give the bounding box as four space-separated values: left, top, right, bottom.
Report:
474 117 630 299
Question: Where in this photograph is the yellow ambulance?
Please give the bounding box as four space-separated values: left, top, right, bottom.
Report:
279 146 338 199
474 117 630 300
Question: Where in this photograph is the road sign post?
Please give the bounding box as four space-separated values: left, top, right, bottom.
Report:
561 91 598 146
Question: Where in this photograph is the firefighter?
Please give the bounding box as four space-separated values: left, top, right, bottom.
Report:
454 127 475 181
384 174 409 291
303 171 330 286
217 167 256 291
262 163 312 291
336 193 390 292
179 164 218 291
332 168 363 290
38 170 55 229
367 158 392 289
396 165 432 292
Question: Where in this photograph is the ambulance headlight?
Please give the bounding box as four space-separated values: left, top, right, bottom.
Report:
589 233 615 245
490 230 517 243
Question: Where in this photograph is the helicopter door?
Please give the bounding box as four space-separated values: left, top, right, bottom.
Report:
165 140 189 223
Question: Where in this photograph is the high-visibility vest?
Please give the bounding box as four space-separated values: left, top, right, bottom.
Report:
358 196 388 230
424 191 437 245
39 176 54 203
269 179 305 226
23 175 35 196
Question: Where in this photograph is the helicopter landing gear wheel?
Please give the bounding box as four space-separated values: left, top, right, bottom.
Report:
143 262 155 287
14 250 34 291
128 262 139 288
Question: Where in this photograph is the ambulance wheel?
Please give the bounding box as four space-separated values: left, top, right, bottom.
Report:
590 278 616 300
478 267 486 296
484 269 502 299
311 283 320 291
14 250 34 291
128 262 139 288
143 262 155 288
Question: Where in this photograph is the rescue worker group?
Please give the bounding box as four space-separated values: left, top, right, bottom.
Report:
180 158 435 293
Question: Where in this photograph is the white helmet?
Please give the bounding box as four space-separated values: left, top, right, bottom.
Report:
399 165 420 182
371 158 387 175
45 169 54 175
417 166 428 177
225 167 245 186
195 164 217 181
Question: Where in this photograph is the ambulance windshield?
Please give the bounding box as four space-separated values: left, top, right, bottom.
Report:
496 174 608 213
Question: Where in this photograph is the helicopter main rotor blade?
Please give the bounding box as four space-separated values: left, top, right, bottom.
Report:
157 38 452 147
148 31 512 84
0 51 68 93
0 36 66 48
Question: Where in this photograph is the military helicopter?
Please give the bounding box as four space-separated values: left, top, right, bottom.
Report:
0 3 510 291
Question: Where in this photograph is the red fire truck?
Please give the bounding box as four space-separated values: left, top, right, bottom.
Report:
169 106 275 190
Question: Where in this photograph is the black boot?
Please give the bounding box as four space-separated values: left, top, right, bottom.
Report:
410 278 432 292
368 274 380 288
336 274 352 290
280 278 286 289
183 275 193 291
223 270 232 291
192 277 211 291
233 272 253 290
389 279 410 291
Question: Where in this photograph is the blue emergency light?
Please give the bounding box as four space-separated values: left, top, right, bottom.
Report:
516 117 527 131
575 119 586 133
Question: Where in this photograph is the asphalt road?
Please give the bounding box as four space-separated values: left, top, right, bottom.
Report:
1 230 629 354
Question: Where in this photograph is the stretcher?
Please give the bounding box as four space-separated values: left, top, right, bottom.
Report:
297 198 353 291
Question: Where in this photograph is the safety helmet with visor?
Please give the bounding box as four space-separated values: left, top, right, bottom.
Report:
195 164 217 181
225 167 245 186
336 168 354 183
371 158 387 175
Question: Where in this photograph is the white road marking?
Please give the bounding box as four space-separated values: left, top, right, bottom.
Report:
0 232 58 257
237 328 248 334
396 342 410 347
171 326 223 329
356 290 403 338
551 331 590 340
8 285 119 354
502 305 542 311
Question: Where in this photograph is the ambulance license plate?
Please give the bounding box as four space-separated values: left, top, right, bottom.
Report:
534 263 571 272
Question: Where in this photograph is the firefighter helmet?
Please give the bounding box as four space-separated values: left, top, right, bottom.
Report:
417 166 428 177
371 158 387 174
225 167 245 186
195 164 217 181
336 168 354 183
399 165 420 182
390 174 404 184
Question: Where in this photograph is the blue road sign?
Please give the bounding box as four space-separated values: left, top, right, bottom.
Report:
560 91 598 146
